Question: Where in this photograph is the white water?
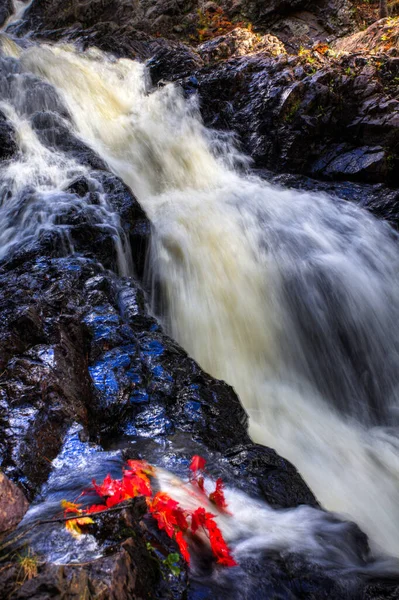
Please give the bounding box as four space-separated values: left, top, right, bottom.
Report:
3 41 399 559
157 468 391 575
4 0 34 29
0 42 131 272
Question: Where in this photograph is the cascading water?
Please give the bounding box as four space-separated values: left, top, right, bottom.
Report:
2 37 399 564
2 0 34 30
0 43 132 273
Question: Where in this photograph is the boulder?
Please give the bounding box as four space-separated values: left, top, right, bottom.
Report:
334 17 399 56
198 27 286 63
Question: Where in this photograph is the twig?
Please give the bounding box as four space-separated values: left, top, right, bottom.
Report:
0 503 135 555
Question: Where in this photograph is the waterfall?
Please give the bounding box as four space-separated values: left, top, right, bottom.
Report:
4 0 34 29
3 39 399 559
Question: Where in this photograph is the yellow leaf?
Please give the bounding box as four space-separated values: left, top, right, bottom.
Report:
65 518 83 538
61 500 81 513
76 517 94 526
65 516 94 538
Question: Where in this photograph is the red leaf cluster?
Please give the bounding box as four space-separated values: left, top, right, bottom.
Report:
61 456 237 568
189 456 229 513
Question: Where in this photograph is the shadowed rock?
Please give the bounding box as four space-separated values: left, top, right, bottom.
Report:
0 472 29 533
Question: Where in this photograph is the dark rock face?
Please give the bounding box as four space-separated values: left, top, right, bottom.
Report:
258 168 399 231
148 43 204 87
10 0 356 48
196 27 286 65
0 0 13 28
0 472 29 533
0 110 18 161
161 50 399 186
263 0 356 52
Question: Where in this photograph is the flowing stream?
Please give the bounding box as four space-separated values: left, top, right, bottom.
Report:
2 38 399 564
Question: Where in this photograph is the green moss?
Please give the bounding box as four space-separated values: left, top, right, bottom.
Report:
284 99 301 123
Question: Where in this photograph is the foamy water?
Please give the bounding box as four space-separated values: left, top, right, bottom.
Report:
2 39 399 560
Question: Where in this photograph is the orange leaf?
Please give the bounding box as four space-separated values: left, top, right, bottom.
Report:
125 459 155 477
123 472 152 498
61 500 82 515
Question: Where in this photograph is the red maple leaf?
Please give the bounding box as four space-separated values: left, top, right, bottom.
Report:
174 506 189 532
191 507 215 534
92 473 122 498
192 475 205 493
189 455 206 474
85 504 107 514
209 478 228 511
149 492 180 538
63 457 237 569
175 530 190 563
122 472 152 498
106 489 127 508
205 517 237 567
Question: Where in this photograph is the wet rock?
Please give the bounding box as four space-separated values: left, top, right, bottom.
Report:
312 145 388 182
364 580 399 600
31 111 107 171
223 443 318 509
169 46 399 185
93 171 150 278
0 471 29 532
0 250 333 598
17 76 69 120
0 535 161 599
0 58 69 120
0 0 13 28
267 0 356 52
148 43 204 86
0 258 97 496
0 110 18 161
0 493 193 598
85 285 251 453
65 176 92 198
